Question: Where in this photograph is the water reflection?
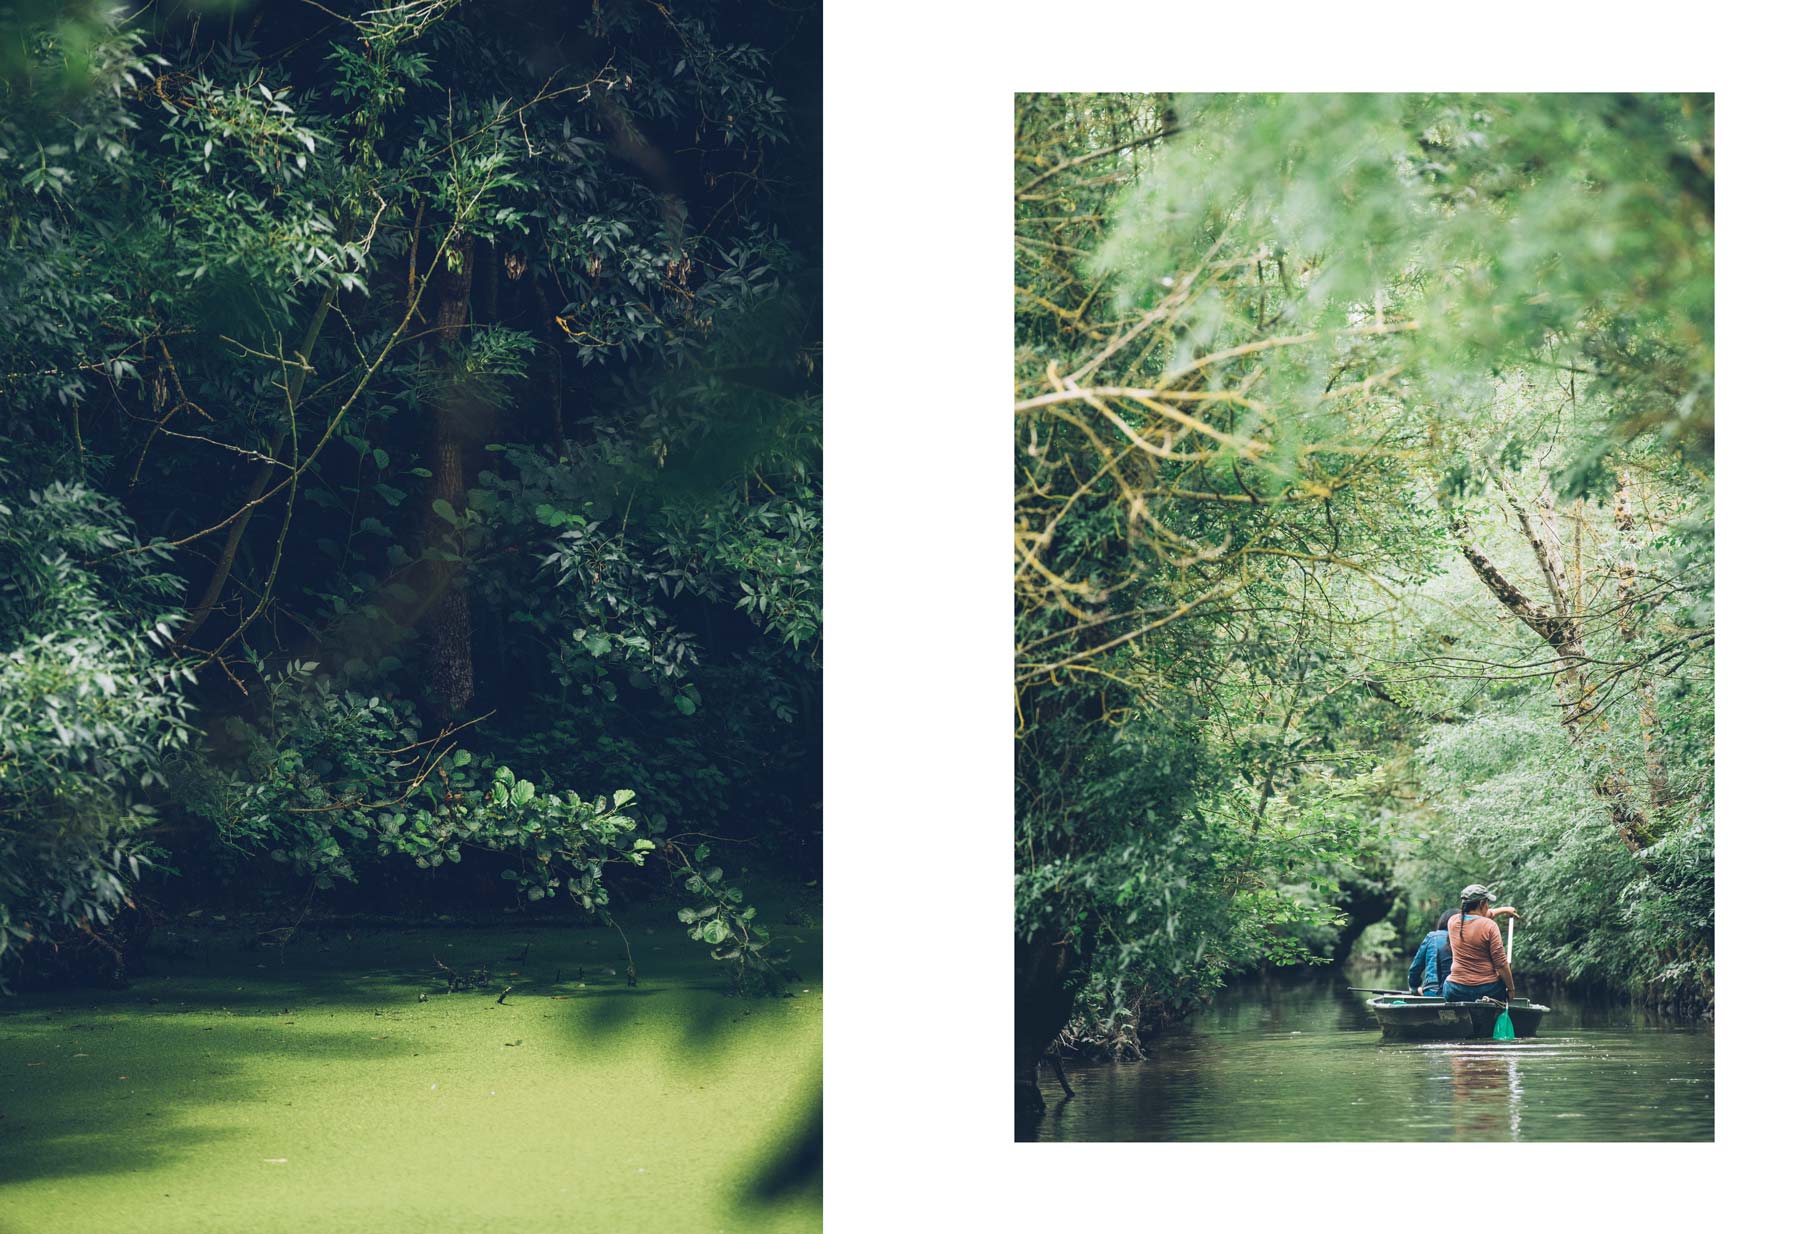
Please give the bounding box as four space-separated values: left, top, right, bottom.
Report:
1445 1047 1522 1141
1024 973 1711 1142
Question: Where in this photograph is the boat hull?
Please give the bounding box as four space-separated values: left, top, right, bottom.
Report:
1365 997 1551 1041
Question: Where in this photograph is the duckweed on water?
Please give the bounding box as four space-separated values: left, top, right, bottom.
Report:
0 923 820 1234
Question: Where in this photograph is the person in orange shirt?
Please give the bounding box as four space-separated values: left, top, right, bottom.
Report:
1441 883 1524 1004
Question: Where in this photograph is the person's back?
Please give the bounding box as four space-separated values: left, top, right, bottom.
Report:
1441 883 1518 1004
1407 910 1456 995
1446 912 1506 986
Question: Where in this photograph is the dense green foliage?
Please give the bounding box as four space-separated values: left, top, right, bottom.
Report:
0 0 818 995
1014 93 1712 1105
0 475 192 957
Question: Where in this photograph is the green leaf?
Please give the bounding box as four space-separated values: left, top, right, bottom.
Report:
431 498 458 523
673 695 696 716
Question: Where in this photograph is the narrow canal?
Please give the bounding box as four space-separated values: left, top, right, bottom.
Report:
1022 972 1713 1142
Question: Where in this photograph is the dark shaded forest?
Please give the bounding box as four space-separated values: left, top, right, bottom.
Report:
1 0 821 995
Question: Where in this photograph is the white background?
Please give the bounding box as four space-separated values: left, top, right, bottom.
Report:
823 4 1792 1228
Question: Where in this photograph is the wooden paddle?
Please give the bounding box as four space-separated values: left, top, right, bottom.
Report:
1493 919 1516 1040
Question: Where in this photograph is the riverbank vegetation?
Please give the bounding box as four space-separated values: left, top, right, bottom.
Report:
2 0 818 1215
1014 92 1712 1113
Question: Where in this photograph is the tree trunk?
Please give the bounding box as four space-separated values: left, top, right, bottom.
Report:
422 234 476 723
1447 505 1655 852
1015 932 1081 1123
1330 874 1399 963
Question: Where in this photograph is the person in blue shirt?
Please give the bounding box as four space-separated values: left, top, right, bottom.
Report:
1407 910 1456 996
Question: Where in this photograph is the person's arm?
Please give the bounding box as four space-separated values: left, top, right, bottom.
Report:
1490 905 1523 922
1408 939 1429 994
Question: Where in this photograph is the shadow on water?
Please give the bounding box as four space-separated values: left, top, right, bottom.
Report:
0 1012 442 1186
740 1072 822 1207
544 923 823 1216
557 919 821 1058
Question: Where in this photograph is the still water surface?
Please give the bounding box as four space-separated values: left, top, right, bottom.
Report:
1025 973 1712 1142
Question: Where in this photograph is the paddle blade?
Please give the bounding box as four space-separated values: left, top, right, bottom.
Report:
1492 1008 1515 1041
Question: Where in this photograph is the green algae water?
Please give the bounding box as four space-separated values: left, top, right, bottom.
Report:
1024 973 1712 1142
0 921 820 1234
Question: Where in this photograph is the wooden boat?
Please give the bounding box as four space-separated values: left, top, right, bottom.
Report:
1364 995 1551 1041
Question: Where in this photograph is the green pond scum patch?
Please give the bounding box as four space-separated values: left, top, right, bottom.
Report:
0 922 822 1234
